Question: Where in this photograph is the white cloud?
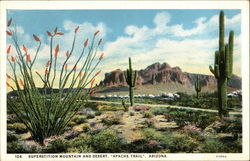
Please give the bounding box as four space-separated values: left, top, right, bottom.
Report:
102 11 241 76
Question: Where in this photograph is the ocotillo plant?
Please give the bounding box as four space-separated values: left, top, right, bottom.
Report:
6 18 104 145
125 57 138 106
194 76 201 98
209 11 234 117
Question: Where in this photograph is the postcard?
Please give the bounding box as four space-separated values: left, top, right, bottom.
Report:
0 1 249 161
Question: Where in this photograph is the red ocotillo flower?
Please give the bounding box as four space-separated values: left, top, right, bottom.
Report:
45 68 49 74
65 50 69 57
6 73 11 79
79 72 83 78
99 53 104 60
46 60 51 67
73 65 77 72
98 38 102 46
11 56 15 62
75 26 79 33
95 70 101 76
84 39 88 47
47 31 52 37
7 45 11 54
6 30 12 36
64 64 68 70
7 18 12 27
94 30 100 36
56 32 64 35
6 82 11 87
27 54 31 62
23 45 27 53
54 27 58 34
89 89 96 96
91 79 95 87
54 44 59 58
19 79 24 86
33 34 40 42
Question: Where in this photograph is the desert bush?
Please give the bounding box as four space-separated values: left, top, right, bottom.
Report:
144 111 154 118
68 133 93 152
226 115 242 139
129 112 135 116
200 137 241 153
169 110 217 129
142 128 166 142
7 123 28 134
101 112 122 125
42 139 69 153
97 103 124 111
72 115 87 124
7 130 19 142
150 107 170 115
95 111 102 116
7 141 40 153
168 133 199 152
91 129 125 152
6 19 104 144
144 118 156 128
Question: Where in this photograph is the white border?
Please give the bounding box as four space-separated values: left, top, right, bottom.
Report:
0 1 249 161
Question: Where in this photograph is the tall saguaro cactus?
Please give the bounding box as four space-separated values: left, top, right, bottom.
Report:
194 76 201 98
125 57 138 106
209 11 234 117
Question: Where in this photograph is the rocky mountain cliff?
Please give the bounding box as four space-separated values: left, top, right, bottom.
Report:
100 62 241 90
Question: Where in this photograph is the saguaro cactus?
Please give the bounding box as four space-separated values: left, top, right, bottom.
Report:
125 57 138 106
209 11 234 117
194 76 201 98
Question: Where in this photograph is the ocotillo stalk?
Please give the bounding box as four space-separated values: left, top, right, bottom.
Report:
194 75 201 98
125 57 138 106
209 11 234 117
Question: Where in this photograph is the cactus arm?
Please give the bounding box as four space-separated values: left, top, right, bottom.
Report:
209 65 215 75
225 44 230 78
132 71 138 87
219 11 224 52
214 64 220 79
215 51 220 65
228 30 234 78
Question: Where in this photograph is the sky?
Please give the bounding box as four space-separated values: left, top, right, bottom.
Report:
6 9 241 88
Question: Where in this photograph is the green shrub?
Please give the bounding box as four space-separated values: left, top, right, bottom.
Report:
101 112 122 125
184 130 205 142
150 107 170 115
7 131 19 142
95 111 102 116
72 115 87 124
144 111 154 118
168 133 199 152
142 128 166 142
7 123 28 134
226 116 242 139
42 139 69 153
169 110 217 129
68 133 93 152
200 137 228 153
7 141 39 153
129 112 135 116
91 129 124 152
200 136 241 153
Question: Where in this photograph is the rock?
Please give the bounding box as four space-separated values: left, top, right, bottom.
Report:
133 105 151 111
98 62 241 90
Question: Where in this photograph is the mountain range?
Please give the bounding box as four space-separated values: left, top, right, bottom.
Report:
99 62 241 90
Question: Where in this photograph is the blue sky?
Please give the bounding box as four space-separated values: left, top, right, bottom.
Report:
7 9 240 42
7 9 241 86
